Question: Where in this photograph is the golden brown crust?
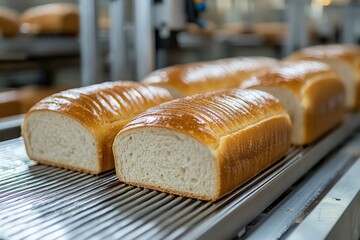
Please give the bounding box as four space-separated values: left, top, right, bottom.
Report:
29 81 172 129
31 157 102 175
119 89 288 148
20 3 79 34
142 57 278 97
241 60 345 145
215 115 291 199
23 81 173 174
0 6 19 37
116 89 291 201
240 60 339 97
116 176 215 201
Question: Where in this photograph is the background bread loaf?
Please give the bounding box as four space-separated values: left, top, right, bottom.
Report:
286 44 360 109
241 60 345 145
142 57 278 98
0 6 19 37
20 3 79 35
0 90 21 118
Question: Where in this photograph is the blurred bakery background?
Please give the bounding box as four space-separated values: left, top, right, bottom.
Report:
0 0 359 139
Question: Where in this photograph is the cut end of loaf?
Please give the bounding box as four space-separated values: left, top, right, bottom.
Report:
316 59 357 109
252 86 304 145
22 111 100 174
114 128 217 200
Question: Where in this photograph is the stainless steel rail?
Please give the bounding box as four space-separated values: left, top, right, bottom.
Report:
1 113 360 240
134 0 155 81
284 0 310 55
245 134 360 239
287 158 360 239
79 0 102 86
109 0 127 81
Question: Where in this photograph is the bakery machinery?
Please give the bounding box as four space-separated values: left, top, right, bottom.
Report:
1 112 360 239
84 0 206 84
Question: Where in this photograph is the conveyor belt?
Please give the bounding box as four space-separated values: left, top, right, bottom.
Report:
1 113 360 240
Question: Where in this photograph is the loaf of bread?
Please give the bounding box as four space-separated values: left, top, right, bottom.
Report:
251 22 287 44
113 89 291 201
222 22 250 35
0 90 21 118
241 60 345 145
142 57 278 98
286 44 360 109
0 6 19 37
22 82 173 174
20 3 79 35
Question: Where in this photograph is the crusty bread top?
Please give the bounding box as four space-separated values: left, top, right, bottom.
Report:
21 3 78 20
118 89 289 148
240 60 344 98
142 57 278 96
287 45 360 75
28 81 173 129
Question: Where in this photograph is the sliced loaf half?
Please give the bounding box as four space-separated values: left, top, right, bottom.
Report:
22 81 173 174
113 89 291 201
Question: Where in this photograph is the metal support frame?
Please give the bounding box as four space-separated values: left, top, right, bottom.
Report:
284 0 310 56
342 4 360 44
287 158 360 239
109 0 127 81
134 0 155 81
79 0 102 86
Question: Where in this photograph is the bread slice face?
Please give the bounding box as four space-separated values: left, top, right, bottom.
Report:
22 81 173 174
142 57 278 98
242 60 346 145
314 59 356 109
286 44 360 109
115 128 217 199
251 86 304 144
22 111 99 173
113 89 291 201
